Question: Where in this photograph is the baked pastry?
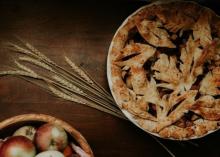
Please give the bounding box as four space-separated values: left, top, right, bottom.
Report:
107 1 220 139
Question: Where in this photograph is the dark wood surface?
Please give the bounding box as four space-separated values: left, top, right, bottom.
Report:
0 0 220 157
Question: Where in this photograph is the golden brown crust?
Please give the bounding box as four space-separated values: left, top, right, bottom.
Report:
108 1 220 139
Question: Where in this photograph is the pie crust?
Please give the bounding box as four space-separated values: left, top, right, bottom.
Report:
107 1 220 139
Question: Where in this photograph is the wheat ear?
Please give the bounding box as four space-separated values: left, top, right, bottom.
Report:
0 70 39 79
19 56 53 72
52 75 84 94
7 43 36 57
64 56 94 84
14 60 36 75
64 56 115 103
14 37 55 65
48 85 86 104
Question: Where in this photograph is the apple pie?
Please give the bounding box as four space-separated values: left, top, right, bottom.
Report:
107 1 220 139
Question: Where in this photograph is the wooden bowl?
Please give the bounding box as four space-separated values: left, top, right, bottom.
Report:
0 113 94 156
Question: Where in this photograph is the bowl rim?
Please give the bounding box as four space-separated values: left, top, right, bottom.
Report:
0 113 94 156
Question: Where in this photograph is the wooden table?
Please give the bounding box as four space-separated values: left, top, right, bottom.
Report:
0 0 220 157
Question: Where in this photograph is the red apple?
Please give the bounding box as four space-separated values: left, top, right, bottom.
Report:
35 123 68 151
0 136 36 157
0 137 9 148
13 126 36 141
63 145 74 157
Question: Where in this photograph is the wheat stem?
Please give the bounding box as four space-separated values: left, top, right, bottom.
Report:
85 95 124 115
56 86 126 119
51 68 116 106
150 136 176 157
50 75 122 115
48 83 125 119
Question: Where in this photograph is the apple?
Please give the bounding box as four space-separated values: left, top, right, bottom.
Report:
0 136 36 157
35 123 68 151
13 126 36 141
35 150 64 157
0 137 10 148
63 145 74 157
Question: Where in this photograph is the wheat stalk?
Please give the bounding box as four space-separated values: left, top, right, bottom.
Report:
19 56 54 72
2 42 131 118
14 37 55 65
48 85 86 104
8 42 122 116
1 59 124 118
14 60 36 75
10 42 109 99
52 75 84 94
51 75 123 116
7 42 37 57
0 67 123 117
65 55 115 98
150 136 176 157
65 56 94 84
9 41 115 105
64 56 116 104
47 81 126 119
0 70 39 79
50 62 117 106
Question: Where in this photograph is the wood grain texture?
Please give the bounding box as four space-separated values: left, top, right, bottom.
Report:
0 0 219 157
